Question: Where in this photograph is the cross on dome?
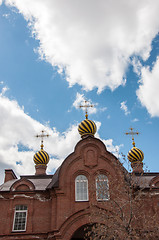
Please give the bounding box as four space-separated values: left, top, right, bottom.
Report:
125 127 139 147
35 130 49 150
79 100 94 119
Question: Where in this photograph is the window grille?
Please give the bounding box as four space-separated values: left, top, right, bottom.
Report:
96 174 109 200
13 205 27 231
75 175 88 201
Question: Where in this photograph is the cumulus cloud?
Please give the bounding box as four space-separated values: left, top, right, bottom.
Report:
136 57 159 117
0 95 44 182
72 92 107 117
132 118 139 122
73 92 97 115
102 139 123 158
132 57 142 76
0 93 120 184
120 101 130 115
0 92 82 183
0 86 9 96
4 0 159 92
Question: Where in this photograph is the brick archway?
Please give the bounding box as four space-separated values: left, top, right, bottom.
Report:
55 212 90 240
51 207 109 240
71 224 92 240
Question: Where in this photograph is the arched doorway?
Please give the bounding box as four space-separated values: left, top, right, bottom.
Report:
71 224 85 239
71 224 93 240
71 223 108 240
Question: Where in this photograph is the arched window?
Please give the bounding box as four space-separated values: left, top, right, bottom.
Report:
75 175 88 201
13 205 28 231
96 174 109 200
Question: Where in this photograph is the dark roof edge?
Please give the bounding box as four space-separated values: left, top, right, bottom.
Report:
47 167 61 189
20 175 53 179
5 169 17 179
134 172 159 176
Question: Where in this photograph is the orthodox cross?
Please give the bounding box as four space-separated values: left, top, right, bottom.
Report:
125 127 139 147
79 100 94 119
35 130 49 150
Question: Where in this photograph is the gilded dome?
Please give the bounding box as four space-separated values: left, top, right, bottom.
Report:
78 119 97 137
33 149 50 165
127 147 144 163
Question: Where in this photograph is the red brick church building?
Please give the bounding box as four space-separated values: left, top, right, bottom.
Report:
0 117 159 239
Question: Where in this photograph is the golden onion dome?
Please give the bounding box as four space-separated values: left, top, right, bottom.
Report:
127 147 144 163
33 149 49 165
78 119 97 137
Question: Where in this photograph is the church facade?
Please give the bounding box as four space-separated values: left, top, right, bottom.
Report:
0 118 159 240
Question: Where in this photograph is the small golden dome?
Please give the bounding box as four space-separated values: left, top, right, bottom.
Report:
78 119 97 137
127 147 144 163
33 149 49 165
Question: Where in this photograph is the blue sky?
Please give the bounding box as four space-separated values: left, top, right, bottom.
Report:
0 0 159 184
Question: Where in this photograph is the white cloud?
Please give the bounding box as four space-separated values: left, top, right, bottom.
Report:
73 93 86 110
120 101 130 115
0 93 81 183
100 107 107 112
4 0 159 92
132 57 142 76
72 92 107 117
132 118 139 122
73 92 97 115
0 94 120 184
102 139 123 158
0 95 44 182
136 57 159 117
0 86 9 96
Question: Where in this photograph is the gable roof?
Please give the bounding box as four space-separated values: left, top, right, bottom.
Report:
0 175 53 192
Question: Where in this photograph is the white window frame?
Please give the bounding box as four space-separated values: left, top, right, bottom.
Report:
12 205 28 232
96 174 109 201
75 175 89 201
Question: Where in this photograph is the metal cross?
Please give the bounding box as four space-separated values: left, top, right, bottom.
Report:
35 130 49 150
125 127 139 147
79 100 94 119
